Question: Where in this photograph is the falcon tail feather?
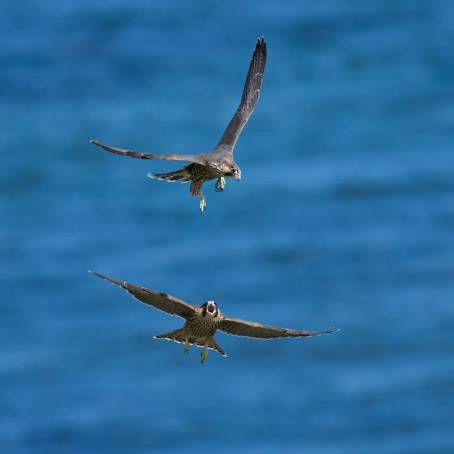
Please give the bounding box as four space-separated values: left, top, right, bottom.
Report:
154 330 227 357
154 328 186 343
147 167 191 183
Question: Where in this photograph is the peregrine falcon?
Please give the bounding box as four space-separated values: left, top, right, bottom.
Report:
90 37 267 213
90 271 339 364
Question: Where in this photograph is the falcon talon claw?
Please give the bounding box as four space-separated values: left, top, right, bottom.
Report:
215 177 226 192
199 198 207 213
200 347 208 364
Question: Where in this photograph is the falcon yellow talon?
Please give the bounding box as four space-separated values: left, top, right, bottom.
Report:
200 346 208 364
184 337 190 354
199 198 207 213
215 177 226 192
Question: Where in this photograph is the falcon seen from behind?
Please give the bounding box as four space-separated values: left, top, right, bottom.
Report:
90 37 267 213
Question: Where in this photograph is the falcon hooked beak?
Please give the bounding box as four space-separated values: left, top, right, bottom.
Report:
228 166 241 180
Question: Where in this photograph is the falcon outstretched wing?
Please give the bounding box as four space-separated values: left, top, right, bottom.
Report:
218 316 338 339
90 271 196 320
216 37 267 152
90 140 206 164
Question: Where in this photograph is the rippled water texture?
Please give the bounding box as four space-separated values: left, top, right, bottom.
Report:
1 1 454 452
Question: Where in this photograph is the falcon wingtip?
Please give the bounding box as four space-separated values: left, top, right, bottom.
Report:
88 270 106 280
327 327 341 334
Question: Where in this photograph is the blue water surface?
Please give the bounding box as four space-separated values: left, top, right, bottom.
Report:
1 1 454 452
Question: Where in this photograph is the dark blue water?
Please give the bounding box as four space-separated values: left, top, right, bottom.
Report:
2 1 454 452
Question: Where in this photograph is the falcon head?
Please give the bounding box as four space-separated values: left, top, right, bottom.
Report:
202 300 219 317
226 163 241 180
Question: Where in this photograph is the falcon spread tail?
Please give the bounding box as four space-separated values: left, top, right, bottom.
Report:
147 166 192 183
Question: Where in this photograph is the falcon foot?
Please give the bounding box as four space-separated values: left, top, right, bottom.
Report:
199 196 207 213
200 345 209 364
215 177 226 192
183 337 190 354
